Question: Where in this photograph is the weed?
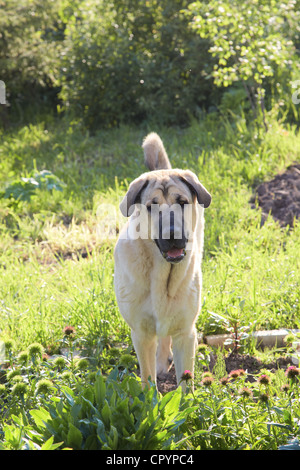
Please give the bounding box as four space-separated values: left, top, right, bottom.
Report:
0 342 300 450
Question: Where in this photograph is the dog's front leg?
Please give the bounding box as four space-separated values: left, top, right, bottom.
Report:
131 330 157 388
172 328 197 391
156 336 173 377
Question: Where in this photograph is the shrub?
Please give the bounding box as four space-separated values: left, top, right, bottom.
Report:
0 0 65 113
58 0 218 128
1 170 65 205
184 0 300 125
1 345 300 450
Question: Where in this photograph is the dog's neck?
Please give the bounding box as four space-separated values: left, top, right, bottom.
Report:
152 243 196 298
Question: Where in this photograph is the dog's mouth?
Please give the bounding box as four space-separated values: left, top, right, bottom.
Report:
154 240 186 263
163 247 186 263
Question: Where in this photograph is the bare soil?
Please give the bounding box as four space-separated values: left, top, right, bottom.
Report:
156 353 294 393
250 162 300 227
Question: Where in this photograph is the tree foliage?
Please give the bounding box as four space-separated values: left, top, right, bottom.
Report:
0 0 299 127
0 0 64 107
185 0 300 121
58 0 217 128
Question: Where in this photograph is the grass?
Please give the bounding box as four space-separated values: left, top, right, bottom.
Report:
0 111 299 350
0 248 123 351
0 109 300 449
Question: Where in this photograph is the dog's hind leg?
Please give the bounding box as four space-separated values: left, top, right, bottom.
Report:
131 330 157 388
156 336 173 378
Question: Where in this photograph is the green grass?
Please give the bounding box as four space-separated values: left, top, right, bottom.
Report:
1 110 300 450
0 248 124 350
0 111 299 351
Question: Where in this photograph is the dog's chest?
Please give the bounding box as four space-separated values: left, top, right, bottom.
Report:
150 265 201 337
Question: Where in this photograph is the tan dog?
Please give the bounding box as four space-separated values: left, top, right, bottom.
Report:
114 133 211 389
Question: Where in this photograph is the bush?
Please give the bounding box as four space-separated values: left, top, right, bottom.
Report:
1 0 299 128
58 0 218 128
2 360 300 450
0 0 65 115
184 0 300 124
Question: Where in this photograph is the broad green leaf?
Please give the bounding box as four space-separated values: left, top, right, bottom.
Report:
67 423 83 449
279 438 300 450
101 401 112 428
40 436 63 450
30 408 51 429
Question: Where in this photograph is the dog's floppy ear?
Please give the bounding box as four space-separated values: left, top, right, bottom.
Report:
180 170 211 208
119 176 149 217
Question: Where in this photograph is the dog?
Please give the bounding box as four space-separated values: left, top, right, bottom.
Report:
114 132 211 390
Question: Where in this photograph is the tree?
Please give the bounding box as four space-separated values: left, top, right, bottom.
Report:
58 0 217 128
185 0 300 129
0 0 65 115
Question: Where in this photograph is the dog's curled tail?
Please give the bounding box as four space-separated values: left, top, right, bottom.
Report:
142 132 172 171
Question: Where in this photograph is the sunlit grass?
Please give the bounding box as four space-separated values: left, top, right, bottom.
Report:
0 111 299 351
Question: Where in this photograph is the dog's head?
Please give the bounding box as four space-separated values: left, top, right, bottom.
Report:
120 169 211 263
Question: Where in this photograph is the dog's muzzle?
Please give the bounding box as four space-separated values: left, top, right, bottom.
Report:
154 238 187 263
149 204 189 264
154 212 187 263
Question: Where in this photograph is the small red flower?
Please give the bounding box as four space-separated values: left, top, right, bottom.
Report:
229 369 245 379
220 376 229 386
258 374 271 385
63 326 76 337
286 366 300 380
201 375 214 387
181 370 193 381
239 387 253 398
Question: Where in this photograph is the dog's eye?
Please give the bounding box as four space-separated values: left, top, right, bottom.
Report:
178 199 188 207
147 202 158 212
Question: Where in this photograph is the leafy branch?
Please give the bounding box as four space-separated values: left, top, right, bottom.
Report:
184 0 300 129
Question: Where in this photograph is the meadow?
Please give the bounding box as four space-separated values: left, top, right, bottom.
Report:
0 109 300 449
1 111 299 348
2 0 300 452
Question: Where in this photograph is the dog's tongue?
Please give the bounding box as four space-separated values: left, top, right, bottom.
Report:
167 248 183 258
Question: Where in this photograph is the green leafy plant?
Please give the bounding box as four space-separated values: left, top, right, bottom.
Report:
2 170 65 203
1 336 300 450
185 0 300 128
0 0 65 115
204 306 251 353
10 369 195 450
58 0 217 128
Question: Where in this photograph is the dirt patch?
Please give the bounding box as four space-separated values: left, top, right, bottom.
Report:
156 353 294 393
210 352 294 382
157 366 178 393
250 163 300 227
